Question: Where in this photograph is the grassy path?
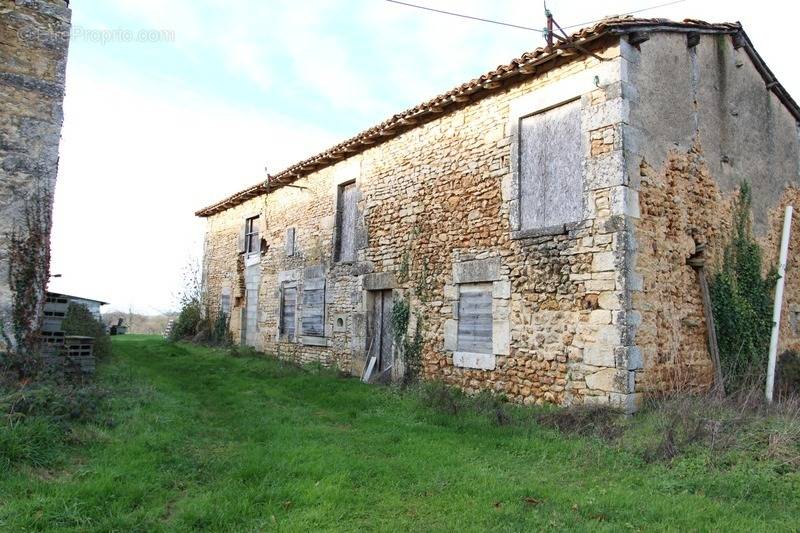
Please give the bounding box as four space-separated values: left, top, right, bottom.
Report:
1 336 797 531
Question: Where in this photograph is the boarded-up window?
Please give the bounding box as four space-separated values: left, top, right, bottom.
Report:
301 278 325 336
519 99 582 230
280 284 297 338
336 182 357 262
457 283 493 354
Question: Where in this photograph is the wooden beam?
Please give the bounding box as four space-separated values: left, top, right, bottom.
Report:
627 32 649 46
688 245 725 398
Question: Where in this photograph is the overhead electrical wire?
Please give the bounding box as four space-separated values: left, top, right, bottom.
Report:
383 0 544 32
384 0 689 33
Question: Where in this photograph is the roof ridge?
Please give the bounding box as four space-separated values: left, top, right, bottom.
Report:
195 17 784 217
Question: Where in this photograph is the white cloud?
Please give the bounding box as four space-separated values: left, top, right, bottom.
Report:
49 64 334 312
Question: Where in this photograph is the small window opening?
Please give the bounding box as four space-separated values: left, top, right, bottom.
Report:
245 216 260 255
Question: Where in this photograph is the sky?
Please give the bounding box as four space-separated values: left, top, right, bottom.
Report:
48 0 800 314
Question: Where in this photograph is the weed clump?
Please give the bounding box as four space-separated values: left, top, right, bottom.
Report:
631 387 800 469
0 374 107 470
535 404 623 441
418 381 512 426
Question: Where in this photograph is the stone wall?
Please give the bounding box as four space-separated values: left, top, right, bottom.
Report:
202 30 800 410
0 0 71 346
624 32 800 394
202 41 648 410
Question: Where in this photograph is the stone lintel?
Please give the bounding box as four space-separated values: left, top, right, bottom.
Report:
453 257 501 284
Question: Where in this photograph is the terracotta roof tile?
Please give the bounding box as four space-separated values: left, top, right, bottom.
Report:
196 17 794 217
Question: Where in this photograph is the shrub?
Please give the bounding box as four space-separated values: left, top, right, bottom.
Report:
168 260 231 346
169 296 204 341
169 299 231 347
710 183 776 393
62 303 112 358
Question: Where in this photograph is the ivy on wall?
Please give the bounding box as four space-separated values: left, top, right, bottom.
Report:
390 296 423 384
2 186 52 362
709 183 777 392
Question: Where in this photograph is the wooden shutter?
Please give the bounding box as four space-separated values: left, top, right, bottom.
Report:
281 285 297 338
457 284 493 354
519 99 582 230
338 182 357 262
238 220 247 253
301 278 325 336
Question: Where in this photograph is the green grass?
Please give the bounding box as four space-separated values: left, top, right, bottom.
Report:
1 336 798 531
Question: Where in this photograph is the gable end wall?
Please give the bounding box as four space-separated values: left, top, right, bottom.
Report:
624 32 800 394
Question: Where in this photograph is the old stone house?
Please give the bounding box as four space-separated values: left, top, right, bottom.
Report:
198 18 800 411
0 0 71 348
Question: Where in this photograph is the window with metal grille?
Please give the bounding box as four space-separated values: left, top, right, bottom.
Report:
519 99 582 231
245 215 260 254
280 284 297 338
336 181 357 262
457 283 493 354
301 279 325 337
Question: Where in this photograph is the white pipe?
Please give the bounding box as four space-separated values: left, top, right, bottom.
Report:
766 205 793 403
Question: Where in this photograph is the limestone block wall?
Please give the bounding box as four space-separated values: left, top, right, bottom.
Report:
0 0 71 345
624 32 800 393
203 41 650 409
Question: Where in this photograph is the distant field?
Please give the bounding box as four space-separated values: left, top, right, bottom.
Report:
1 336 798 531
102 312 174 335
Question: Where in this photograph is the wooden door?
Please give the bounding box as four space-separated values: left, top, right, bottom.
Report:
369 290 394 373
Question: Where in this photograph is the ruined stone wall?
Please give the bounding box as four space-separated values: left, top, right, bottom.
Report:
203 42 644 409
624 32 800 394
0 0 71 345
